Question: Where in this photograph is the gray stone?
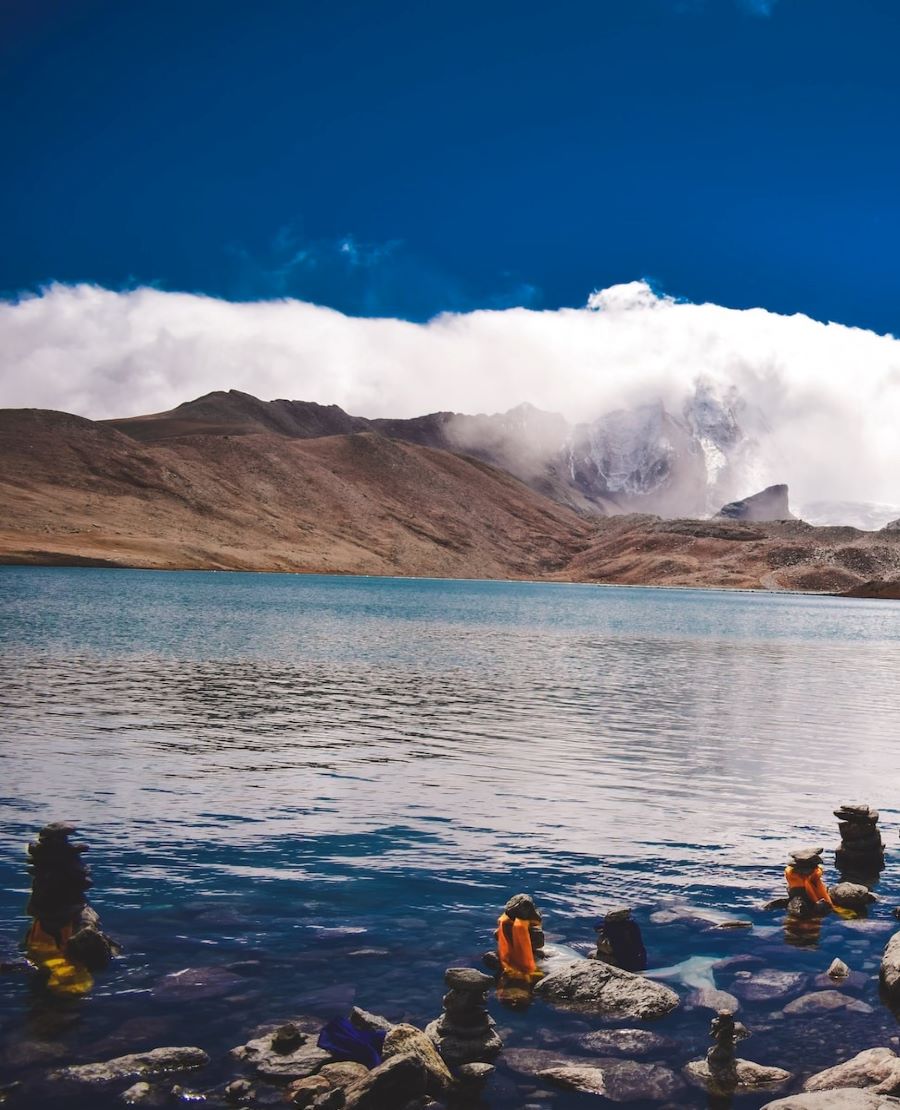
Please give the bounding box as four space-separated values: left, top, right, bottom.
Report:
424 1018 502 1067
120 1082 155 1104
591 1060 684 1102
51 1047 209 1085
455 1062 493 1085
224 1079 254 1103
538 1065 607 1096
763 1093 900 1109
318 1062 368 1087
349 1006 393 1034
730 969 806 1002
533 958 679 1019
686 988 740 1013
444 968 494 991
684 1057 791 1097
382 1024 451 1095
343 1053 428 1110
803 1048 900 1094
882 933 900 1004
231 1030 331 1081
827 958 850 980
830 884 877 911
784 990 873 1015
286 1075 334 1108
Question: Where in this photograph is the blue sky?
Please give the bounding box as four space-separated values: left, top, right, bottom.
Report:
3 0 900 330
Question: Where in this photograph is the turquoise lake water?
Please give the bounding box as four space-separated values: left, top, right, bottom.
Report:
1 566 899 1107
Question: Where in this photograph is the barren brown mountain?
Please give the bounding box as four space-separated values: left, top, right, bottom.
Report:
2 395 900 594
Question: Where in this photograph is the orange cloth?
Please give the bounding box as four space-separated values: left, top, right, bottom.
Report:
496 913 541 981
785 865 832 906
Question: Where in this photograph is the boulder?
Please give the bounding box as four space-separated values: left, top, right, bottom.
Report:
287 1074 335 1108
343 1053 428 1110
538 1065 607 1097
764 1092 900 1109
51 1047 209 1085
882 933 900 1004
349 1007 393 1034
533 959 679 1019
382 1024 451 1095
686 987 740 1013
507 1048 683 1101
803 1048 900 1094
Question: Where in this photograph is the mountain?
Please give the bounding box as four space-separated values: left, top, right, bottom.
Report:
716 484 794 522
105 385 757 519
3 398 900 594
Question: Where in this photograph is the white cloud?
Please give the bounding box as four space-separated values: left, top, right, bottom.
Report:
1 281 899 508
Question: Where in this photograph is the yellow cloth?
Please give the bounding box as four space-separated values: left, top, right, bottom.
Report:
26 921 93 996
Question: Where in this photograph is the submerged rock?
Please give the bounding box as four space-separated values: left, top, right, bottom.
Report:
784 990 873 1015
730 969 806 1002
802 1047 900 1094
153 966 247 1001
51 1047 209 1085
533 959 679 1019
686 987 740 1013
553 1028 676 1058
684 1058 791 1097
830 883 877 911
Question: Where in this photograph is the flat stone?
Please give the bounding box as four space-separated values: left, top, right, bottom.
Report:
382 1024 451 1095
731 970 806 1002
51 1047 209 1085
764 1091 900 1109
831 884 877 910
424 1019 501 1067
349 1006 393 1034
684 1057 791 1097
444 968 494 992
533 958 679 1019
784 990 872 1015
686 987 740 1013
790 847 825 865
455 1062 493 1084
538 1065 607 1096
803 1048 900 1093
231 1032 331 1081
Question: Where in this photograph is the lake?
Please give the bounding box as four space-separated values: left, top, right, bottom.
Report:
1 567 899 1108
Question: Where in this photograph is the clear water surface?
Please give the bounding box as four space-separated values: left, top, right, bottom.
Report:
1 567 899 1108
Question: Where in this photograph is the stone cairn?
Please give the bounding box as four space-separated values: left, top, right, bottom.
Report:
426 968 502 1067
834 804 885 886
26 822 116 969
706 1010 750 1092
785 846 829 918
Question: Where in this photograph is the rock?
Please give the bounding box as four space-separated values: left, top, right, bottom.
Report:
803 1048 900 1094
882 933 900 1004
120 1082 155 1104
764 1092 900 1108
686 988 740 1013
562 1029 676 1057
830 883 877 911
382 1024 451 1095
153 966 246 1001
443 969 494 991
169 1086 206 1103
827 958 850 980
348 1007 393 1035
893 908 900 921
538 1065 607 1096
224 1079 254 1103
287 1075 334 1108
533 959 679 1019
51 1047 210 1085
319 1062 369 1087
684 1058 791 1097
454 1062 493 1086
343 1053 428 1110
231 1028 331 1081
764 897 791 911
784 990 874 1015
717 484 794 521
730 970 806 1002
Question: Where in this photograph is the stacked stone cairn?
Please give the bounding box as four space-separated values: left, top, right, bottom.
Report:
426 968 502 1067
26 822 117 969
785 847 829 918
834 803 885 888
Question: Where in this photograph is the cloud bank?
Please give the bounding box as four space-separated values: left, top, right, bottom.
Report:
1 281 899 509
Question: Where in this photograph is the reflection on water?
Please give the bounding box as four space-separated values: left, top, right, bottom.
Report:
1 568 899 1108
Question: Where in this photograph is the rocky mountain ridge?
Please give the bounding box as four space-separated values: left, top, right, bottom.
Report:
2 398 900 594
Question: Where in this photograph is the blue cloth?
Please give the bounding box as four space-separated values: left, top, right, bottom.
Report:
317 1017 385 1067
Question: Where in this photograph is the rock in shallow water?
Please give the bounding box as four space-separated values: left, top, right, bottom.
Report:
784 990 873 1015
231 1027 331 1081
763 1092 900 1108
533 959 679 1019
383 1024 451 1095
882 933 900 1005
546 1028 676 1058
684 1057 791 1097
730 969 806 1002
51 1047 209 1085
802 1047 900 1093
